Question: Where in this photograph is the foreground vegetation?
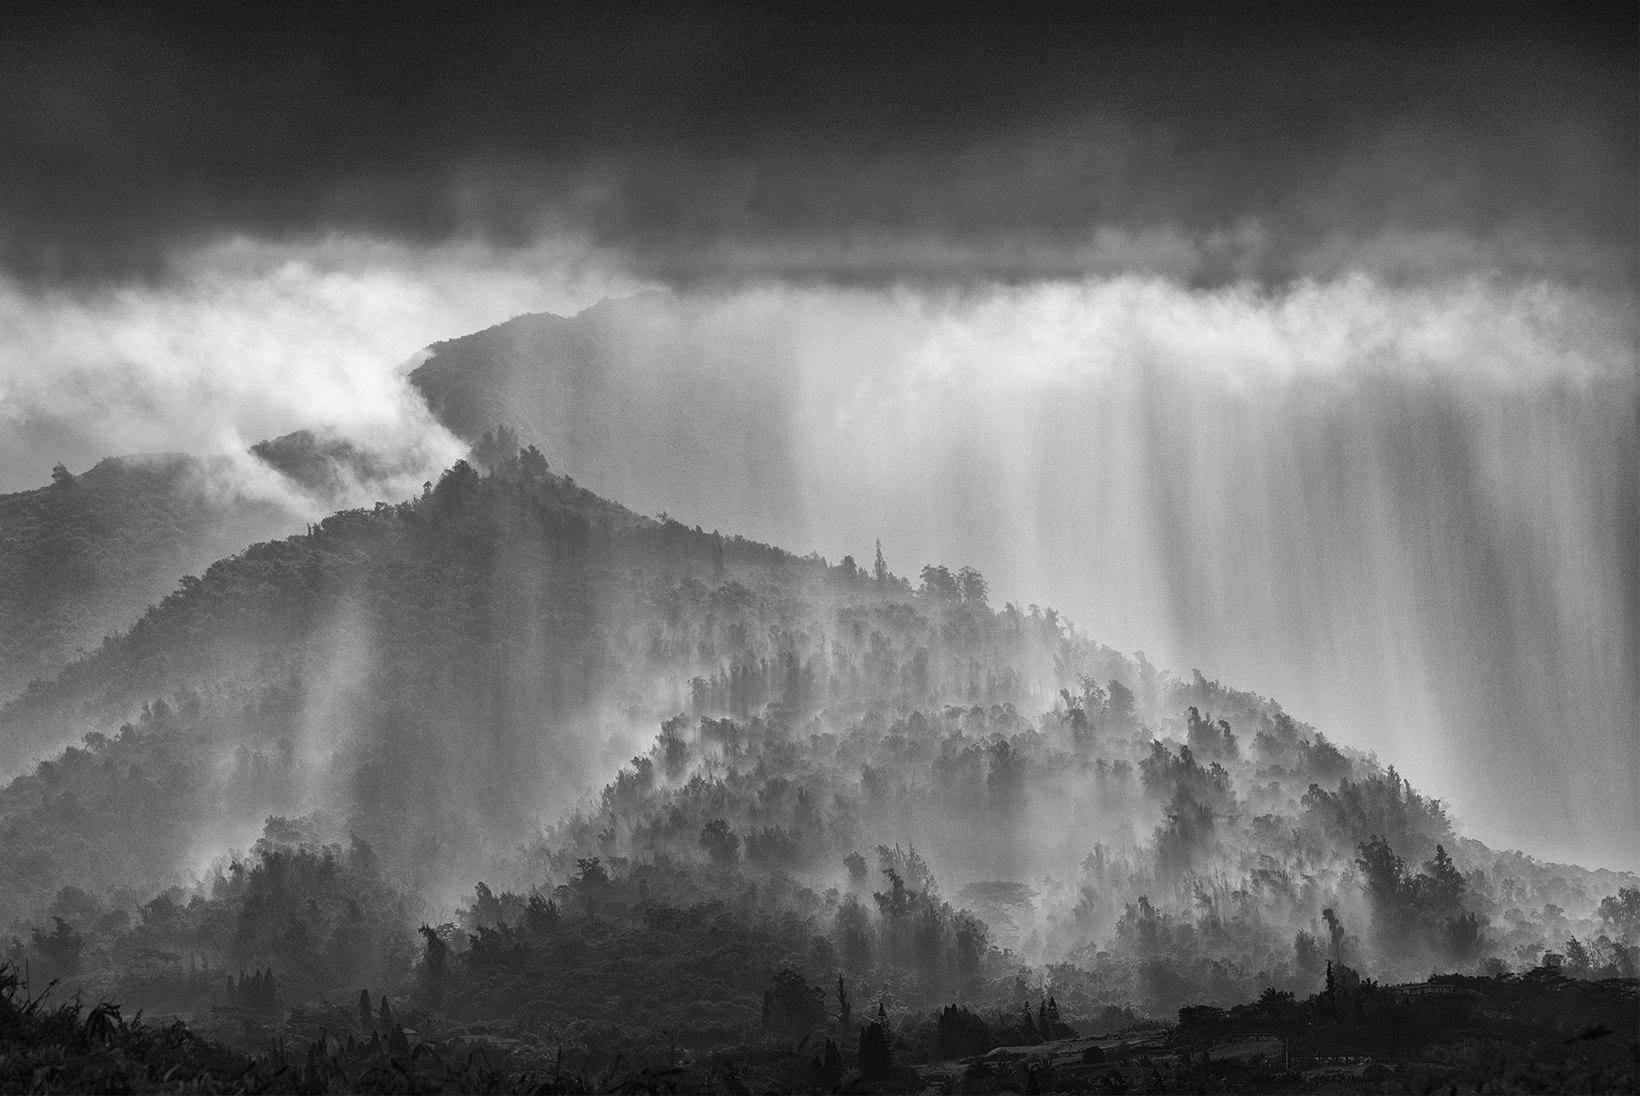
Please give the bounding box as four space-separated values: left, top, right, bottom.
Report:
4 958 1633 1093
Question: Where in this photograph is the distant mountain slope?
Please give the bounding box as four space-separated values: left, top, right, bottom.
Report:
408 293 660 450
0 455 302 702
408 292 801 533
0 454 653 767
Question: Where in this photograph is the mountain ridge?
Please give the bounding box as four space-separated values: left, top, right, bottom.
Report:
2 440 1632 950
0 433 1634 1091
0 452 304 704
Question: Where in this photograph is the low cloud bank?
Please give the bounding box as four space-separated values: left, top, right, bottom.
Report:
0 236 640 498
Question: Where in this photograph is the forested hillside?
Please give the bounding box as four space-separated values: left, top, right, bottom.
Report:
0 436 1634 1092
0 455 301 707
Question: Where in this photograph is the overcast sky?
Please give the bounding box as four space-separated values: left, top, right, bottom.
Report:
1 5 1633 286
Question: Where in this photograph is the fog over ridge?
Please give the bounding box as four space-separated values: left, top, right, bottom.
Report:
0 238 641 494
412 275 1637 872
0 230 1630 872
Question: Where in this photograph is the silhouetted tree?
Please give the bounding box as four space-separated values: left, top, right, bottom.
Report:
1106 680 1136 723
30 917 84 977
957 566 989 607
919 565 960 601
1599 887 1640 942
417 924 447 1006
524 893 560 934
820 1038 843 1087
936 1004 992 1057
1321 908 1346 963
1294 930 1324 988
1021 1002 1041 1043
1356 836 1410 920
1419 844 1465 916
1046 996 1068 1038
518 444 548 478
761 969 827 1037
858 1020 892 1078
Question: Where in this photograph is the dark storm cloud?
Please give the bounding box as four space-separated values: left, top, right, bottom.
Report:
2 4 1633 284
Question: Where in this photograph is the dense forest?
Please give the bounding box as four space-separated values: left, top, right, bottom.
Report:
0 429 430 713
0 454 303 706
0 431 1635 1093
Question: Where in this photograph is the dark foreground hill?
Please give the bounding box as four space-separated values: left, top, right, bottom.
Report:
0 439 1635 1093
